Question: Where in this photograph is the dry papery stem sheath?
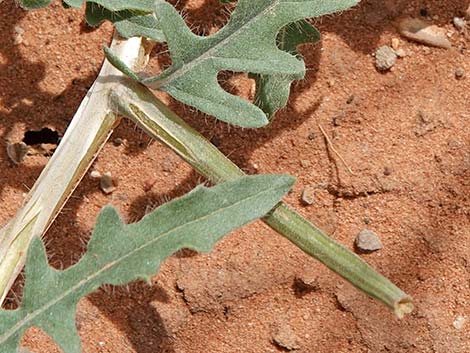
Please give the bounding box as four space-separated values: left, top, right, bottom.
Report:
0 36 148 304
0 36 412 318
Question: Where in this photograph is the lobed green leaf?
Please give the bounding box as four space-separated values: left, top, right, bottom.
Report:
106 0 358 128
63 0 154 12
0 175 294 353
18 0 155 11
251 20 321 120
17 0 163 41
84 3 164 42
17 0 51 9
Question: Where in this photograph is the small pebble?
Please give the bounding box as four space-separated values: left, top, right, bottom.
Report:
13 26 24 45
391 38 400 50
210 136 221 147
113 137 124 146
448 138 463 149
355 229 382 252
294 270 319 295
375 46 397 71
143 176 157 192
383 166 393 176
453 315 466 329
100 172 117 194
455 68 465 80
299 159 311 168
300 188 314 206
398 18 451 49
452 17 466 32
307 132 315 140
395 48 407 58
7 142 28 165
90 170 101 178
14 26 25 35
272 323 301 351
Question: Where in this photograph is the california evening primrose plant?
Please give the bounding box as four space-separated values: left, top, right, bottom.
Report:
0 1 413 351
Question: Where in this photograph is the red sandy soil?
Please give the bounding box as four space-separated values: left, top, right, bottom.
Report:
0 0 469 352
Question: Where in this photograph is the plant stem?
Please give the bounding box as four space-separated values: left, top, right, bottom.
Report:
0 36 148 305
0 35 412 318
111 80 413 317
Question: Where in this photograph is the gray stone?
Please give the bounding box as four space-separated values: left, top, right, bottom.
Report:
375 46 397 71
6 142 28 165
300 188 314 206
355 229 382 252
100 172 116 194
272 323 301 351
453 315 466 330
452 17 466 32
455 68 465 80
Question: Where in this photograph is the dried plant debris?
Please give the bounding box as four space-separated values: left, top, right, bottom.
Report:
6 142 28 165
398 18 451 49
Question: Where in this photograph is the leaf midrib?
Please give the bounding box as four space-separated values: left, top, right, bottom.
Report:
0 184 282 344
148 0 280 89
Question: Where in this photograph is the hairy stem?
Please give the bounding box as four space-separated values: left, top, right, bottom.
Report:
111 80 413 317
0 35 412 318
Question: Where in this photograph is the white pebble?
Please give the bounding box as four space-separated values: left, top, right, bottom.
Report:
453 315 466 330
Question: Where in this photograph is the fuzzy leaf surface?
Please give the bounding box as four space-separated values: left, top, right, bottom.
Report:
64 0 154 11
18 0 163 41
105 0 358 128
18 0 154 11
16 0 51 9
0 175 294 353
252 20 320 119
84 3 164 42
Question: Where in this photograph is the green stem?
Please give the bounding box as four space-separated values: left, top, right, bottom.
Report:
111 80 413 318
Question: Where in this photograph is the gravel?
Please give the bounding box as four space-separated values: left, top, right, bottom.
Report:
300 188 314 205
455 68 465 80
375 46 397 71
272 323 302 351
355 229 383 252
